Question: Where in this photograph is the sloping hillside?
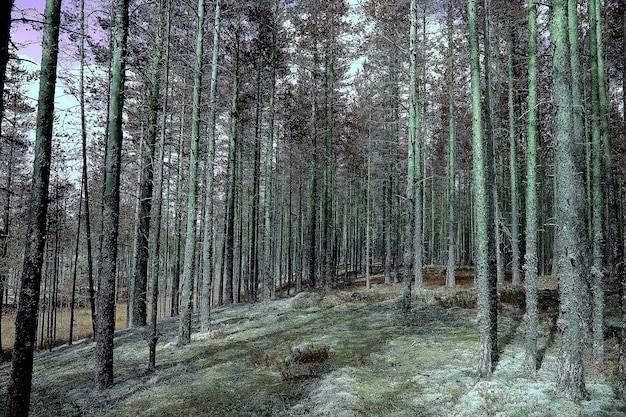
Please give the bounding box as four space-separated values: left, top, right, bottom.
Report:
0 280 624 417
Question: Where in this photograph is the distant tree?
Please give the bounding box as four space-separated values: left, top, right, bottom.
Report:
4 0 62 413
95 0 130 389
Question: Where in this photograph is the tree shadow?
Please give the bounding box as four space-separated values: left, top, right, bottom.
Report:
536 312 558 370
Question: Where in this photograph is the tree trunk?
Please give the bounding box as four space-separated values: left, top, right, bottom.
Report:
148 0 171 369
507 10 520 286
552 0 587 399
446 0 456 289
94 0 130 389
225 25 240 306
132 0 167 328
469 0 498 378
200 0 221 332
4 0 61 413
402 0 419 311
588 0 605 370
524 0 539 375
178 0 206 346
262 0 278 301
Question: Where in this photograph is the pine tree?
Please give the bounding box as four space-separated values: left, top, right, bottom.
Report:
5 0 61 412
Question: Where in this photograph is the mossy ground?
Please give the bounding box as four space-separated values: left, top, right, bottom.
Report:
0 277 624 416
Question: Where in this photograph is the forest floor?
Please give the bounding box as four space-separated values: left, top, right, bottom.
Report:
0 271 625 417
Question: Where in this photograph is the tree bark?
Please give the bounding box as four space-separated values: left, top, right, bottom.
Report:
552 0 587 399
200 0 221 332
469 0 498 378
5 0 61 412
403 0 419 311
262 0 278 301
95 0 130 389
178 0 205 346
524 0 539 375
131 0 167 328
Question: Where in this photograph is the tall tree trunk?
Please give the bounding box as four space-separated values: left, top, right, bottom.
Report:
469 0 498 378
402 0 419 311
4 0 61 413
148 0 171 369
524 0 539 375
446 0 456 288
552 0 587 399
132 0 167 328
79 0 96 338
170 98 186 317
0 0 14 361
262 0 278 301
178 0 206 346
619 0 626 397
588 0 605 370
507 11 520 286
225 25 240 306
323 16 335 291
95 0 129 389
308 49 319 290
200 0 221 332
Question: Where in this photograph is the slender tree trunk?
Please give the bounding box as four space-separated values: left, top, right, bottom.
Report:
262 0 278 301
469 0 497 378
524 0 539 375
4 0 61 412
619 0 626 397
171 98 186 317
588 0 605 370
308 48 319 290
79 0 96 338
148 0 171 369
131 0 167 328
507 11 520 286
95 0 129 389
446 0 456 288
552 0 587 399
225 25 241 306
403 0 419 311
323 18 335 291
0 0 13 350
69 183 84 344
200 0 221 332
178 0 205 346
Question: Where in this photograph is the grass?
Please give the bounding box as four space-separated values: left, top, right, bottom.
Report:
0 277 624 416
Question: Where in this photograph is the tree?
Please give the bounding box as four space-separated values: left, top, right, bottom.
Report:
4 0 62 413
552 0 587 399
178 0 206 346
95 0 130 389
131 0 168 328
524 0 539 375
469 0 498 378
445 0 456 289
402 0 419 311
200 0 221 333
0 0 13 144
262 0 279 301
